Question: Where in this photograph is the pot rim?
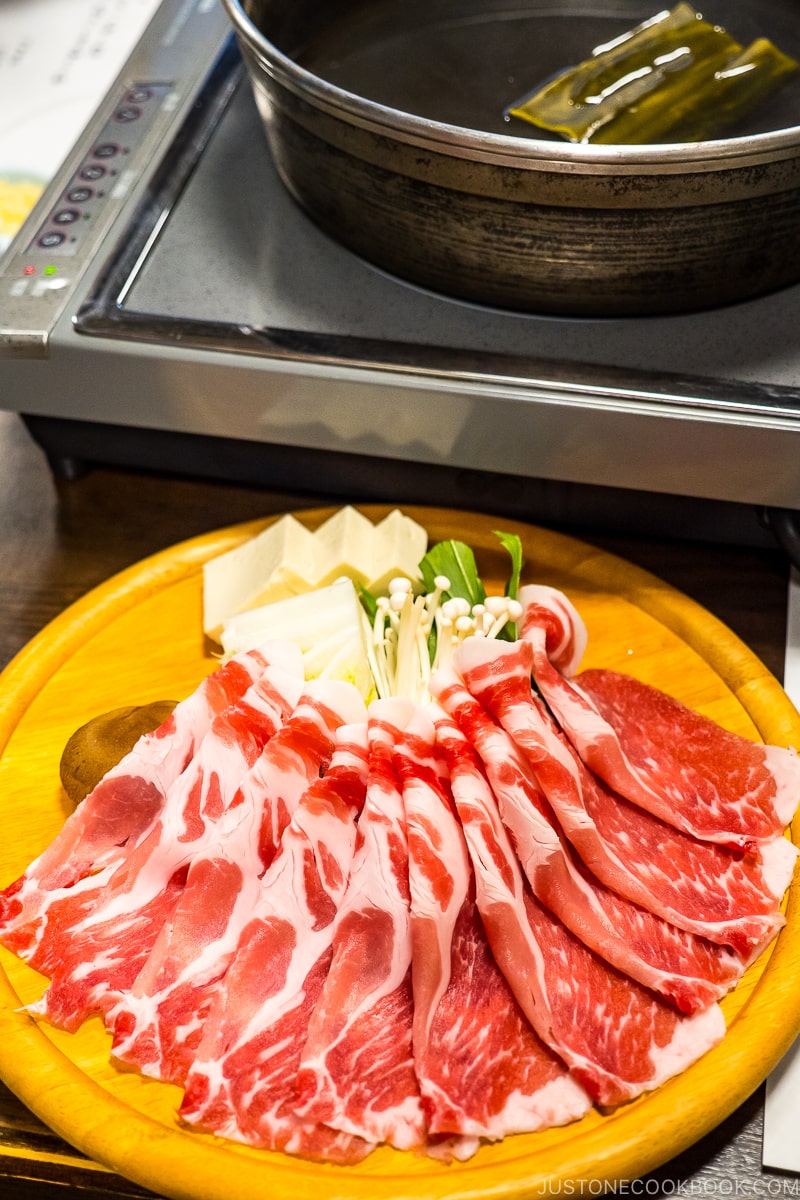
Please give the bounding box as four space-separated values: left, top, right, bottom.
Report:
223 0 800 173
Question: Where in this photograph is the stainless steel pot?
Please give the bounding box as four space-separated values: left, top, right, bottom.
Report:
221 0 800 316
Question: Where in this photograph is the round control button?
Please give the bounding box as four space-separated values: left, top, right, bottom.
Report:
38 231 66 248
66 186 93 204
79 163 106 181
52 209 80 225
114 105 142 123
125 87 152 104
93 142 120 159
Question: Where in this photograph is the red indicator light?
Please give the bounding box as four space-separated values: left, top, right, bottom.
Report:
22 265 36 276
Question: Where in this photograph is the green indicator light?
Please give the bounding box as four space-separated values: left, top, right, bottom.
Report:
43 265 58 276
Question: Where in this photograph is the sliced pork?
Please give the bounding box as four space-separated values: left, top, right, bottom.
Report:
295 699 426 1151
516 583 588 675
519 584 800 851
430 711 725 1108
392 706 473 1150
178 724 372 1164
579 666 800 846
0 550 793 1170
20 661 311 1030
397 707 591 1148
0 641 303 955
109 683 368 1083
452 637 794 962
517 887 726 1108
430 659 749 1010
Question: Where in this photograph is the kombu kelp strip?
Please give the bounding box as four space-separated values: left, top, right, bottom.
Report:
506 3 798 144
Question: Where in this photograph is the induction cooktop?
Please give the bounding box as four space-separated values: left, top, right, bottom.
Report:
3 0 800 537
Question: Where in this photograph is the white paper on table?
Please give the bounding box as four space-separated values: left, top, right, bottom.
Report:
0 0 162 252
762 567 800 1172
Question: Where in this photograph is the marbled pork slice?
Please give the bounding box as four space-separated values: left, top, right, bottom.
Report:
0 641 303 955
427 704 725 1109
294 698 427 1151
19 658 306 1031
578 664 800 844
430 660 746 1013
392 704 475 1160
519 584 800 850
109 683 368 1083
396 706 590 1151
453 637 795 963
513 583 588 676
177 724 372 1165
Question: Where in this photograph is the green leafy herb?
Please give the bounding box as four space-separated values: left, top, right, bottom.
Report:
356 581 378 624
495 531 523 600
362 529 527 701
419 540 487 608
493 530 524 640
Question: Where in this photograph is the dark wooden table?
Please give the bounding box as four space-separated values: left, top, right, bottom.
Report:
0 409 794 1198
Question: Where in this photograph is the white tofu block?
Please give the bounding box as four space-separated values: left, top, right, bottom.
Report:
313 506 376 588
368 509 429 595
202 514 317 640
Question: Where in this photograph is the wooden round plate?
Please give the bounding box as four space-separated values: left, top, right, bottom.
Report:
0 505 798 1200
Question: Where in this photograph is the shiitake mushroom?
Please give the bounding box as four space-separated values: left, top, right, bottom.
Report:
59 701 178 808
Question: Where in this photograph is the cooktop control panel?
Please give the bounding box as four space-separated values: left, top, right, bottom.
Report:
0 0 230 358
2 81 177 354
26 82 176 262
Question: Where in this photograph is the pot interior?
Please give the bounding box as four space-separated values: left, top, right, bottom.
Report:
248 0 800 143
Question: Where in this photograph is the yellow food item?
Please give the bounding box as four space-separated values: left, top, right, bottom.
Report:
507 3 798 144
0 177 44 243
59 701 177 808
